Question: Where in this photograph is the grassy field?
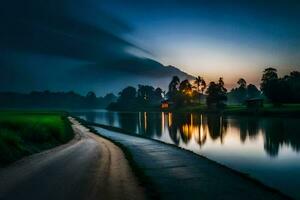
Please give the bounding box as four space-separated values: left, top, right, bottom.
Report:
0 111 73 166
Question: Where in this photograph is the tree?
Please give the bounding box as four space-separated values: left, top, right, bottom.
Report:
260 68 279 104
194 76 206 94
167 76 180 101
86 91 96 99
247 84 260 99
179 79 193 95
228 78 262 104
206 78 227 108
154 87 163 96
137 85 155 102
288 71 300 102
168 76 180 93
103 93 117 102
102 93 117 107
86 91 97 107
237 78 247 89
154 87 163 99
194 76 202 93
260 68 300 104
136 85 164 106
218 77 227 94
175 79 193 106
237 78 247 102
107 86 137 110
118 86 137 102
200 79 207 94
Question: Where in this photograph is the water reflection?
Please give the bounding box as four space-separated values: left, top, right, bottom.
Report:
263 118 300 156
73 110 300 198
75 111 300 157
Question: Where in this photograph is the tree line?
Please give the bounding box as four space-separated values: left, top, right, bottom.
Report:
261 68 300 104
109 67 300 110
2 67 298 110
0 91 116 109
107 85 164 110
228 78 261 104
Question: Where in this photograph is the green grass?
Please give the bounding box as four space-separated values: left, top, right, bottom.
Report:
0 111 73 166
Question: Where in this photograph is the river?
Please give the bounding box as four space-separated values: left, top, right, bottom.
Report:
73 110 300 199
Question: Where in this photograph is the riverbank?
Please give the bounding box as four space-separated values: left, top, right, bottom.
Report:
200 104 300 117
108 104 300 117
0 111 73 166
91 125 287 199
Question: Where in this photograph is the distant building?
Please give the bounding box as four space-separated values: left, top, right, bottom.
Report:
245 98 263 109
161 100 172 109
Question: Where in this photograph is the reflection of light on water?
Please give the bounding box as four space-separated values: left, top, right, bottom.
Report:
178 114 210 147
76 110 300 199
220 116 223 144
168 113 172 127
144 112 147 131
153 112 175 145
194 114 207 146
161 112 164 133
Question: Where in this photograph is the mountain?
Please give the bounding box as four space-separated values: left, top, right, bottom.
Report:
0 0 194 95
63 57 195 95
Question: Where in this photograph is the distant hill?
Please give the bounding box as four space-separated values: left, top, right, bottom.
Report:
66 57 195 95
0 0 194 95
0 91 117 109
0 55 194 96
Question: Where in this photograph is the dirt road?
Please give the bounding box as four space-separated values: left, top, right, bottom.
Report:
0 118 146 200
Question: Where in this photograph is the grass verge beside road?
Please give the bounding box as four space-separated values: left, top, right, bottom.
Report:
0 111 73 166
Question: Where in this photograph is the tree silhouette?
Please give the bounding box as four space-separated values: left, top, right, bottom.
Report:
118 86 137 102
168 76 180 93
179 79 193 95
247 84 260 99
194 76 202 93
86 91 97 107
228 79 261 104
200 79 207 94
206 78 227 108
167 76 180 102
260 67 279 104
237 78 247 89
137 85 155 102
194 76 206 94
236 78 247 102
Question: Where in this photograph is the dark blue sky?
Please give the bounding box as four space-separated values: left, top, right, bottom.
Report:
101 0 300 86
1 0 299 94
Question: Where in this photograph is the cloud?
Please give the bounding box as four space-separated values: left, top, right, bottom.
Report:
0 0 193 94
0 0 134 61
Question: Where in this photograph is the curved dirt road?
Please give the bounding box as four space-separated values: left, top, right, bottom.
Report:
0 118 146 200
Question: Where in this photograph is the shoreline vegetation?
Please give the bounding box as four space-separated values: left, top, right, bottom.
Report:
0 91 116 109
107 104 300 117
1 68 299 118
107 68 300 117
0 111 74 166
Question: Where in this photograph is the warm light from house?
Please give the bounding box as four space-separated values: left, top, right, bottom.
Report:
161 102 169 109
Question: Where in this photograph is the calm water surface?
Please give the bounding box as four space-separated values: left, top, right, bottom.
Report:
73 110 300 199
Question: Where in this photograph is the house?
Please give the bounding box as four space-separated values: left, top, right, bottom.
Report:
245 98 263 109
161 100 173 109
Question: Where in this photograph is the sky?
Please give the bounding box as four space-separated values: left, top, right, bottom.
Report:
0 0 300 94
101 0 300 87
